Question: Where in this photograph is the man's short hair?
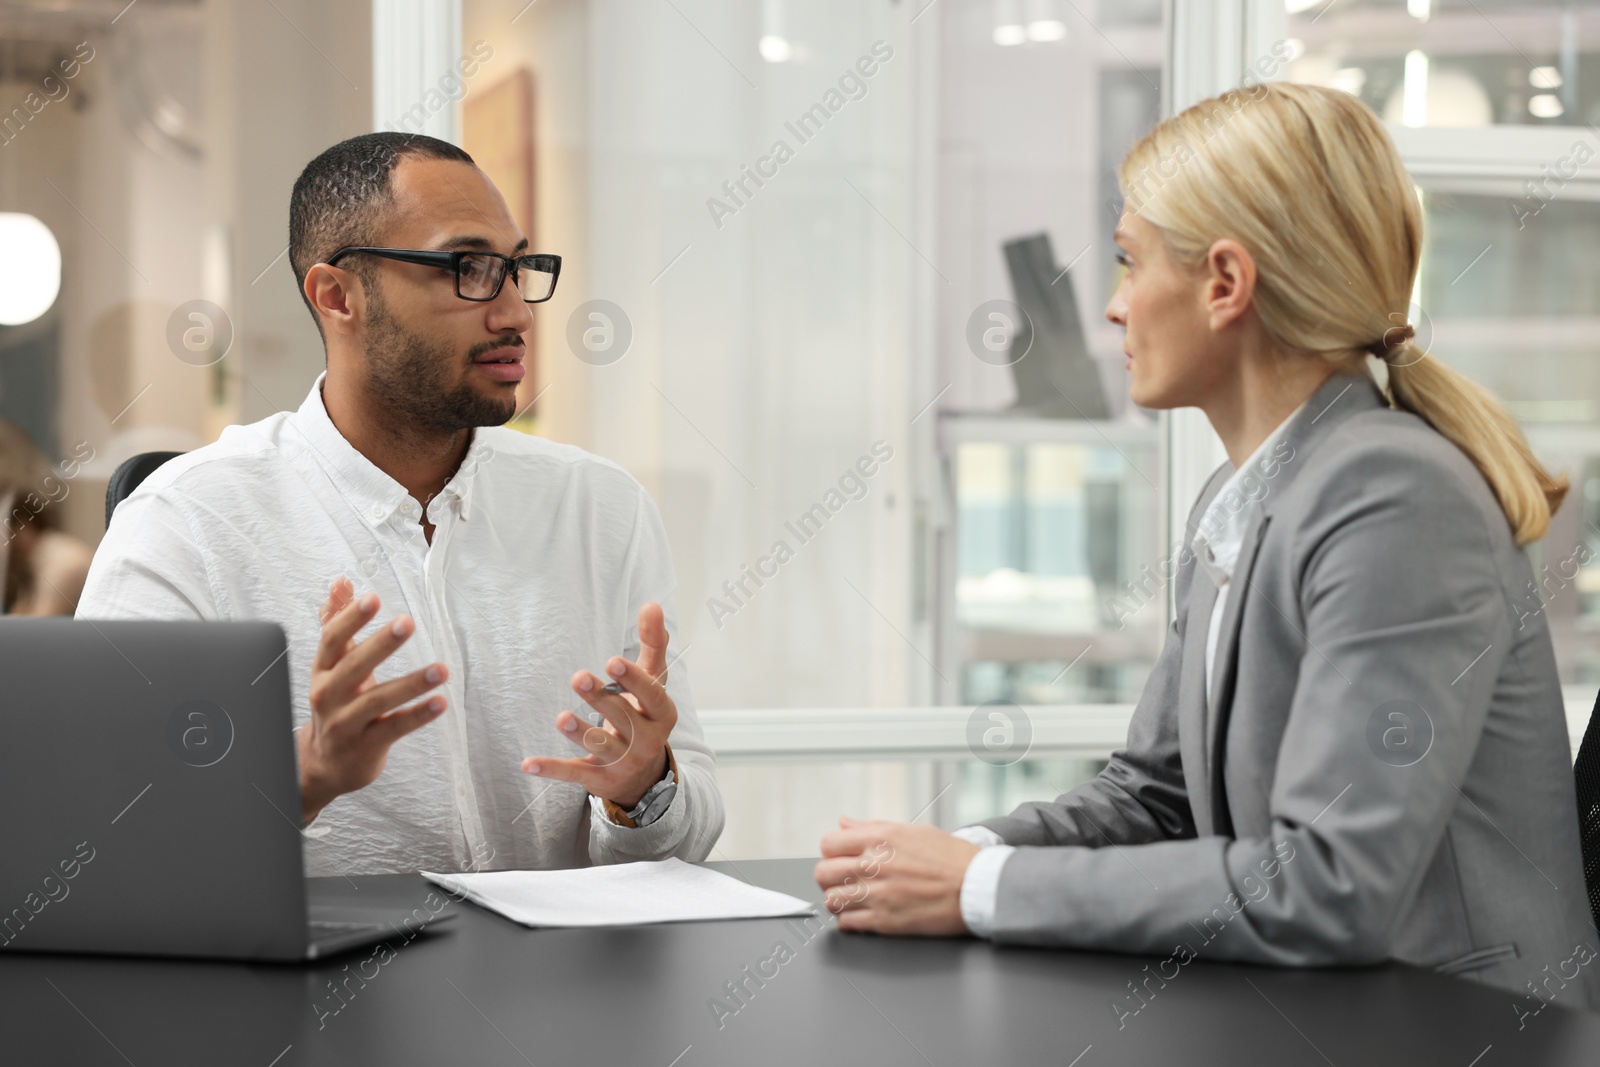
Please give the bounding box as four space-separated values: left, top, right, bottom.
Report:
288 132 475 332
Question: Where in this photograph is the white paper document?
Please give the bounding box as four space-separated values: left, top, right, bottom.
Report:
421 858 816 928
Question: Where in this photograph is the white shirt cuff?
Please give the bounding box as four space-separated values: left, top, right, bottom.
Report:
952 825 1004 848
959 844 1014 939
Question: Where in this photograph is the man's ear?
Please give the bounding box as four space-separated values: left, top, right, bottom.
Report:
1203 238 1257 334
304 263 363 338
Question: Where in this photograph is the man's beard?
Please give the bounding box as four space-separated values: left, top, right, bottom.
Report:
362 285 517 432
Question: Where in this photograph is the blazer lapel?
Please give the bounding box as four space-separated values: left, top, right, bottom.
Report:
1204 501 1270 838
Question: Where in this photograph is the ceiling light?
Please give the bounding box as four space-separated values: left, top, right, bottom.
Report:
1530 66 1563 90
758 35 792 63
0 214 60 326
1026 20 1066 42
1402 50 1429 127
1285 0 1321 13
1529 93 1565 119
759 0 791 63
1407 0 1430 20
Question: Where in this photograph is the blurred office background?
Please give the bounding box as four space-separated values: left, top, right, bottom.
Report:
2 0 1597 858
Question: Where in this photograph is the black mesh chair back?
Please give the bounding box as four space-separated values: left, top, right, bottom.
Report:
1578 688 1600 933
104 451 183 530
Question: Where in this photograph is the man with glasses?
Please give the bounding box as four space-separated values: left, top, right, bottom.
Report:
79 132 724 876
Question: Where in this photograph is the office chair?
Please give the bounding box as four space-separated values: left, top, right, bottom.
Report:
104 451 183 530
1578 688 1600 933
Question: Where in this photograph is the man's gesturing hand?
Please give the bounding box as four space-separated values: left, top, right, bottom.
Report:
522 602 678 812
296 577 450 825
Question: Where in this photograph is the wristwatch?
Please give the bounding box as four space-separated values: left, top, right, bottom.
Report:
603 745 678 828
624 763 677 827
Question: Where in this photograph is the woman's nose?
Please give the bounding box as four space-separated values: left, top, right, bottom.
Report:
1105 282 1128 327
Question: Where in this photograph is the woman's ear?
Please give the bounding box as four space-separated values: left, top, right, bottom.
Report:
1203 238 1257 334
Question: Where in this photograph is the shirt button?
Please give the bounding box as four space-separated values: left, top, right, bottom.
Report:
370 504 385 520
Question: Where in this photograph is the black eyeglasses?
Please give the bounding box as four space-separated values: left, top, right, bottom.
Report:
326 247 562 303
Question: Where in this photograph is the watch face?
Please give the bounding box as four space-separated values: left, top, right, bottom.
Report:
629 777 678 825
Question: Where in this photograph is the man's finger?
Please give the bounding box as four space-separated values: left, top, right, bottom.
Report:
369 693 449 746
635 601 669 683
569 673 639 741
573 723 625 764
555 708 624 755
597 655 670 721
318 614 426 708
520 755 606 795
320 577 354 626
336 665 450 732
314 591 380 671
556 707 631 758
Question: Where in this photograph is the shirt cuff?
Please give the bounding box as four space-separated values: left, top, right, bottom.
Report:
952 825 1005 848
959 844 1015 939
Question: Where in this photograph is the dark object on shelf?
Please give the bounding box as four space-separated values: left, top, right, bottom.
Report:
1003 232 1110 419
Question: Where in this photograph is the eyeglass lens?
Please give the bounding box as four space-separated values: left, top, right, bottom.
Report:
457 254 555 302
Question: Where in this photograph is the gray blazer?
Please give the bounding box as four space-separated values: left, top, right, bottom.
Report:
979 371 1600 1008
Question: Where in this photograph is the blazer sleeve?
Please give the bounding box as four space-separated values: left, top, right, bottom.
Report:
974 465 1231 849
983 440 1511 966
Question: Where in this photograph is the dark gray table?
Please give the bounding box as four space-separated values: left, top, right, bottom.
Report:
3 858 1598 1066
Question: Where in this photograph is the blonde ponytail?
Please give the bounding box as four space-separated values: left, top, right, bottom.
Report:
1119 82 1567 545
1385 354 1567 543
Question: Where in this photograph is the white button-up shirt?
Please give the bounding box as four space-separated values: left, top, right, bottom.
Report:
954 402 1304 937
79 374 723 877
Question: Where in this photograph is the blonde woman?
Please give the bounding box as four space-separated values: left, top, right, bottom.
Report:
815 83 1598 1005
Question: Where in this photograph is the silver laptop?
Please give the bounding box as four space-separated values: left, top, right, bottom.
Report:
0 618 453 961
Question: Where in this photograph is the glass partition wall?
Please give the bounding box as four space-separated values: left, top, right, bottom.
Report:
445 1 1600 858
459 0 1173 855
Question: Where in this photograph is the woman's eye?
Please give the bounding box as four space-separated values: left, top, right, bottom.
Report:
1115 252 1132 271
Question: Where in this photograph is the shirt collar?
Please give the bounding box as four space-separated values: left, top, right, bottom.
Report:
286 372 491 528
1191 398 1306 587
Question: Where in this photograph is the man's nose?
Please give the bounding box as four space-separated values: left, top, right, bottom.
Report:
488 273 534 334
